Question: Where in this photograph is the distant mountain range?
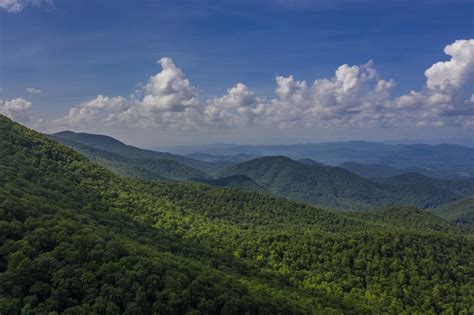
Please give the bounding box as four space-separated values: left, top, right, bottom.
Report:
162 141 474 178
4 115 474 313
218 156 474 211
51 130 474 216
186 152 259 163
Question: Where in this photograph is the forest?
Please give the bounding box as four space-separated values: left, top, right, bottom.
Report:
1 114 474 314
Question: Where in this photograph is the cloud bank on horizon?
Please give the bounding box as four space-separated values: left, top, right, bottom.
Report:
2 39 474 131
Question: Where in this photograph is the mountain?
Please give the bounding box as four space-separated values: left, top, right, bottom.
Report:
218 156 469 211
186 152 259 163
430 196 474 231
297 158 324 166
378 173 474 196
196 175 265 192
49 136 208 181
167 141 474 178
2 115 474 313
52 131 223 174
339 162 429 178
52 132 473 212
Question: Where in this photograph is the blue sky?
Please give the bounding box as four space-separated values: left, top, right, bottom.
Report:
1 0 473 146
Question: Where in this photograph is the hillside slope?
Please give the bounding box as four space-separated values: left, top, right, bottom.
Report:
171 141 474 178
378 172 474 196
218 156 465 211
49 136 208 181
52 131 223 174
353 206 462 233
1 115 474 314
430 196 474 231
339 162 426 178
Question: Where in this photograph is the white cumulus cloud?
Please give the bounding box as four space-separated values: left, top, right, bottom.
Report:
266 61 396 128
204 83 267 127
391 39 474 127
55 38 474 131
0 98 33 122
56 95 128 127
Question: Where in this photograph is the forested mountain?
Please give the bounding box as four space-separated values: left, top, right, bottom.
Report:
297 158 325 166
51 132 473 212
339 162 433 178
49 136 208 181
353 206 462 233
186 153 258 163
430 196 474 231
377 172 474 196
167 141 474 178
52 131 223 174
196 175 265 192
2 115 474 313
218 156 471 211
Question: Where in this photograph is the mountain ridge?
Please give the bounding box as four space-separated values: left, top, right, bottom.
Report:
218 156 470 211
1 115 473 313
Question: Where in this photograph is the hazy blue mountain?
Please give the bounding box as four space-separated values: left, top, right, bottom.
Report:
297 158 325 166
218 156 470 211
52 131 224 174
187 152 259 163
166 141 474 178
377 173 474 196
339 162 474 179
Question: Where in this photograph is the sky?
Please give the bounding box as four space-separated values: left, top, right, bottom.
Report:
1 0 473 147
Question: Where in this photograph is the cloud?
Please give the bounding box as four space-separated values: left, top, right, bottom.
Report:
391 39 474 127
59 58 202 129
0 0 52 13
203 83 267 127
0 98 33 122
56 95 128 127
108 58 201 129
26 87 42 94
56 39 474 131
265 61 396 128
425 39 474 91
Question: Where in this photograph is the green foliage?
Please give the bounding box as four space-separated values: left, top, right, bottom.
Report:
51 131 223 174
218 156 471 211
195 175 265 192
49 136 209 182
353 206 462 233
430 197 474 231
378 173 474 197
1 115 474 314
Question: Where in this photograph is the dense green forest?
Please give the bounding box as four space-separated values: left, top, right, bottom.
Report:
430 197 474 231
49 136 209 181
338 162 429 178
218 156 473 211
52 131 226 174
52 131 474 212
1 115 474 314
